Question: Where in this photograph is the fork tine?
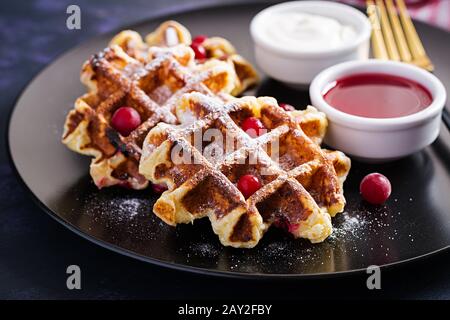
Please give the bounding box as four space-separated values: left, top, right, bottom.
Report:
385 0 412 63
376 0 400 61
395 0 434 71
366 0 389 60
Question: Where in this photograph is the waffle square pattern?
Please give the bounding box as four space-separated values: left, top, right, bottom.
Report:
62 44 236 189
139 92 351 248
62 20 258 190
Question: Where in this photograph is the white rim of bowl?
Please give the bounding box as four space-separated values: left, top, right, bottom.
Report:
309 60 447 131
250 1 372 58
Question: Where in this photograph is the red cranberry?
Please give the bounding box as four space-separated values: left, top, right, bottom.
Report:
237 174 261 198
111 107 141 137
273 216 299 234
360 173 392 205
190 42 207 60
241 117 265 138
192 35 207 44
152 183 168 194
288 223 300 233
279 103 295 111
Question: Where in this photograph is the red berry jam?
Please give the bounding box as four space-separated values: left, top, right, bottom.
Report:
190 41 207 60
241 117 265 138
237 174 261 198
360 173 392 205
279 103 295 111
111 107 141 137
323 73 432 119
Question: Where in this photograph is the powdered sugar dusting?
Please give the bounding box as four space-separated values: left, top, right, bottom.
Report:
117 198 143 218
81 192 150 222
189 242 219 258
330 211 367 240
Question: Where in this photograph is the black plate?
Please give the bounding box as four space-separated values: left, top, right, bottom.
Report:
7 2 450 278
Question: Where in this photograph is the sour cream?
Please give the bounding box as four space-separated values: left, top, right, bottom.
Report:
264 12 356 52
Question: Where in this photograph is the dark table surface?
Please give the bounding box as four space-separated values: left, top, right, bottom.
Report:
1 0 449 300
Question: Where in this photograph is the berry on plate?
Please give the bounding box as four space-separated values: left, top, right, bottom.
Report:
360 173 392 205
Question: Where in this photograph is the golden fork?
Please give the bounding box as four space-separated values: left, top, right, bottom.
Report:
366 0 434 72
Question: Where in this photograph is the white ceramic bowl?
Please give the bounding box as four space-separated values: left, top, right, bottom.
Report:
250 1 371 86
310 60 447 162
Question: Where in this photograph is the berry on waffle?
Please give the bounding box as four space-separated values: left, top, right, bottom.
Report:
62 44 236 189
139 92 350 248
111 20 259 95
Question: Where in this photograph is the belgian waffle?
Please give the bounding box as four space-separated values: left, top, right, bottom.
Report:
110 20 259 95
139 92 351 248
62 44 236 189
200 36 259 95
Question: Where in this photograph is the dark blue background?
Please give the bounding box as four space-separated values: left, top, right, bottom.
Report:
1 0 449 299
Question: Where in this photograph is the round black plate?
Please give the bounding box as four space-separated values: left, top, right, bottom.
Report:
8 2 450 278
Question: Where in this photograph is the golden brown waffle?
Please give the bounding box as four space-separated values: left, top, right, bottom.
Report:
62 44 236 189
139 92 351 248
201 37 259 95
111 20 259 95
145 21 192 47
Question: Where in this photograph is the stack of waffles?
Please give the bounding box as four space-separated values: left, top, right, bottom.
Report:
62 21 351 248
